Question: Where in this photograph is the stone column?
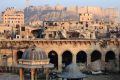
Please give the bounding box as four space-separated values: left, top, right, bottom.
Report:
13 50 17 65
116 54 119 72
31 68 35 80
19 68 24 80
58 54 62 72
73 54 76 64
87 54 91 65
101 53 106 71
58 55 63 80
87 54 91 71
35 69 37 80
45 68 49 80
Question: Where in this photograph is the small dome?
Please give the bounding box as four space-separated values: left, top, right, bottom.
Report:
22 45 47 60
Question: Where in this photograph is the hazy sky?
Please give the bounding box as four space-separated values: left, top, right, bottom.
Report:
0 0 119 12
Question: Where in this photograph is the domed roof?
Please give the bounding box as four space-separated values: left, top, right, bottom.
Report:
18 45 54 68
58 63 86 79
65 63 80 73
22 45 47 60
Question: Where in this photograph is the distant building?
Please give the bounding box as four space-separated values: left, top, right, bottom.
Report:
2 7 24 27
78 7 119 24
29 20 43 26
79 13 93 22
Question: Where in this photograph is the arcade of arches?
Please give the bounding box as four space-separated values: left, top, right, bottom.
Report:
0 40 120 72
15 50 119 72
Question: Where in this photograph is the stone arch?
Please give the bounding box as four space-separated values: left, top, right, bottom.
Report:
91 50 102 71
105 51 116 62
76 51 87 71
76 51 87 63
91 50 102 62
105 51 116 71
48 50 58 69
16 51 23 63
62 50 73 67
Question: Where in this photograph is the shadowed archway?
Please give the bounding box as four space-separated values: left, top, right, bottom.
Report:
105 51 116 71
17 51 23 63
105 51 116 62
76 51 87 63
91 50 102 71
76 51 87 71
91 50 101 62
48 51 58 69
62 51 73 67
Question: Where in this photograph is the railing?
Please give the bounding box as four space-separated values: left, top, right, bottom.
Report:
19 59 49 65
0 66 19 74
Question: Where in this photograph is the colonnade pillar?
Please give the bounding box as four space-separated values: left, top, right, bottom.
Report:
58 54 62 72
116 54 119 71
13 50 17 65
45 68 49 80
101 53 106 71
73 54 76 64
19 68 24 80
87 54 91 71
31 68 35 80
35 69 37 80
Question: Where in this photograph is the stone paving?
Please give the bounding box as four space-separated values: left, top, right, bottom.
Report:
0 73 19 80
85 74 120 80
0 73 120 80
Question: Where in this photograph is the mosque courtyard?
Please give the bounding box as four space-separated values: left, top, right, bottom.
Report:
0 73 119 80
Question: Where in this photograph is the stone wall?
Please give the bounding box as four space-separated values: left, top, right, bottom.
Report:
0 40 119 72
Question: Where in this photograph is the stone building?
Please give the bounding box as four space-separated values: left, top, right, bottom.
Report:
0 40 119 72
79 13 93 22
2 7 24 27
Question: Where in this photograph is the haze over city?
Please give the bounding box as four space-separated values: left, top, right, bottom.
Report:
0 0 120 12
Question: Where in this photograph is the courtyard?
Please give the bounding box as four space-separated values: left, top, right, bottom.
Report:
0 73 119 80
